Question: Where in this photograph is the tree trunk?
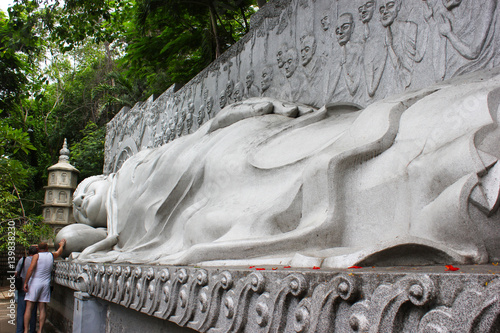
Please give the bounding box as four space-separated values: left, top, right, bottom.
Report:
208 3 221 58
257 0 267 8
104 41 115 87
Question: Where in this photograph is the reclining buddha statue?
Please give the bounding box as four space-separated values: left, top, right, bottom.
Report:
57 69 500 268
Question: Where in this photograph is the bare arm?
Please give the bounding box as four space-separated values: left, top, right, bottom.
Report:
23 253 39 292
79 235 119 260
52 239 66 259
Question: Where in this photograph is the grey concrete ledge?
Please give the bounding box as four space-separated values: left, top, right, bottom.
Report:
53 261 500 332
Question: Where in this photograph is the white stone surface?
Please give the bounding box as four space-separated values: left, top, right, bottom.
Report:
55 224 107 258
58 69 500 267
72 292 106 333
103 0 500 174
72 175 111 228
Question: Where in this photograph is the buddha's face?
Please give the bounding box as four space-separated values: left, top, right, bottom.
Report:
73 176 110 227
442 0 461 10
379 0 400 27
359 0 375 23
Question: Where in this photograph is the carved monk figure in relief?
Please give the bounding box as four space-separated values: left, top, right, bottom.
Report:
232 82 244 102
297 34 325 104
197 105 205 126
168 116 176 131
245 70 260 98
379 0 418 90
225 80 235 105
206 96 214 119
335 13 364 98
320 15 330 31
153 132 163 147
176 117 184 137
186 103 194 133
260 66 274 96
358 0 376 40
172 111 179 127
283 48 299 79
219 89 227 109
300 34 316 67
356 0 387 98
423 0 497 79
164 128 172 143
276 45 287 69
281 48 304 102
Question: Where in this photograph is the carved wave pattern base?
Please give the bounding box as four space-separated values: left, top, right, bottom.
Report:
54 262 500 332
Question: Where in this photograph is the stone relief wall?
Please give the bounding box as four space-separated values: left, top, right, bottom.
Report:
54 262 500 333
104 0 500 174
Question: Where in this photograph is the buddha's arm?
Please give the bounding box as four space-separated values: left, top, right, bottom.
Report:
79 235 119 259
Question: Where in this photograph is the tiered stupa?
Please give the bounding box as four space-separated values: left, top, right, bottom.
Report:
43 139 79 236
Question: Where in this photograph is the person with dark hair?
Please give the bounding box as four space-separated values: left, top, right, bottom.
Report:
23 240 66 333
15 246 38 333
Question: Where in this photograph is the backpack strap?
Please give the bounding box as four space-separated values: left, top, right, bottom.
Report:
18 256 26 274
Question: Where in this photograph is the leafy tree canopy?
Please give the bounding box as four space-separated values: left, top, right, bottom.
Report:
0 0 263 251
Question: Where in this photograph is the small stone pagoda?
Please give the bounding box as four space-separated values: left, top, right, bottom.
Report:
43 139 79 236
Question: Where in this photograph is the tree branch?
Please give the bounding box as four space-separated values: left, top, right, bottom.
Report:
9 177 26 222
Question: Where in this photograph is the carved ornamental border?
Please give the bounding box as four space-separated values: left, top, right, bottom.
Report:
54 262 500 332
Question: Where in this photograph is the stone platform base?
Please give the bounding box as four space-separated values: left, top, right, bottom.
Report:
51 262 500 332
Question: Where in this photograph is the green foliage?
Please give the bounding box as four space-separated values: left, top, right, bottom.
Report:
0 118 36 212
0 119 36 156
0 119 52 251
122 0 257 94
0 0 261 251
0 217 54 252
70 122 106 180
0 11 29 111
0 158 29 220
